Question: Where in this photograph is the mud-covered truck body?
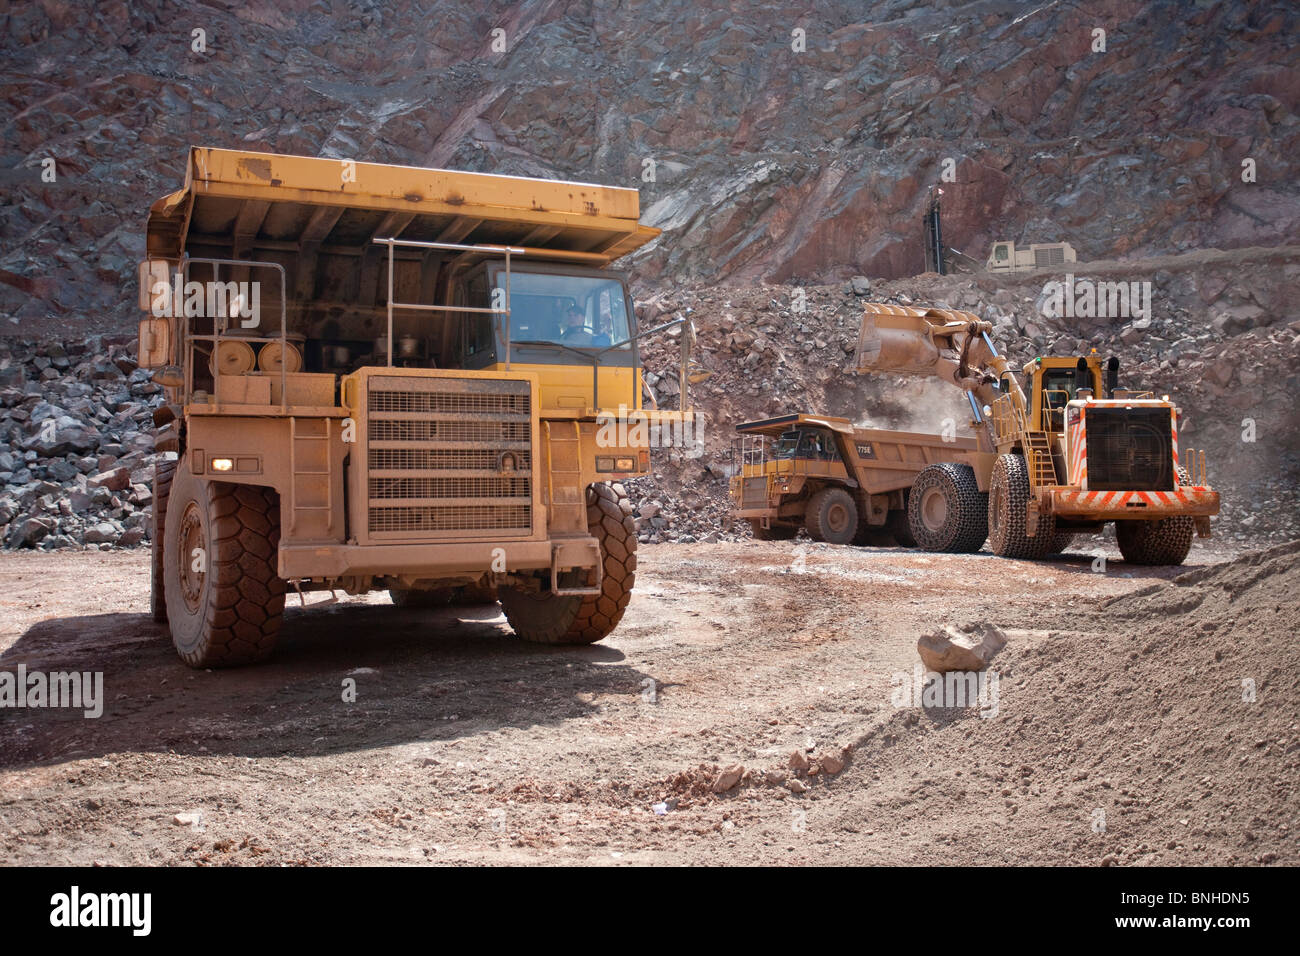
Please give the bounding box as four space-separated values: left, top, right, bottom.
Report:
730 413 978 544
137 147 693 667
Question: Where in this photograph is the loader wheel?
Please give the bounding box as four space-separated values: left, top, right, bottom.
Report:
1047 532 1075 554
164 469 285 668
389 588 452 607
150 459 177 624
750 519 797 541
1116 517 1194 566
908 463 987 553
988 453 1056 560
805 487 858 545
500 482 636 645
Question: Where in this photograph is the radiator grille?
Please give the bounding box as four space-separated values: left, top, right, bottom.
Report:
741 476 769 510
367 376 533 538
1086 407 1173 491
1034 246 1066 267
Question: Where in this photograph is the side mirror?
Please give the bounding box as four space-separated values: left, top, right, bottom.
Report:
137 317 172 369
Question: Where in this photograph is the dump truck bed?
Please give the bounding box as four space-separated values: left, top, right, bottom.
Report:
146 146 660 264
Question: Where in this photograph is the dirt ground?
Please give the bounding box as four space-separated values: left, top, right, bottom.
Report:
1 537 1296 866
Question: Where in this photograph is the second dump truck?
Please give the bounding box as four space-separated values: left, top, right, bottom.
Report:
137 147 693 667
731 414 977 545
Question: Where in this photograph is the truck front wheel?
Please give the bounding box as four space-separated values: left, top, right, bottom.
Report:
150 459 177 624
500 483 636 645
805 487 858 545
164 470 285 668
988 453 1057 560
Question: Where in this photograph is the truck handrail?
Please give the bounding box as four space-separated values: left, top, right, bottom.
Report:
178 256 289 413
373 236 524 368
375 236 693 417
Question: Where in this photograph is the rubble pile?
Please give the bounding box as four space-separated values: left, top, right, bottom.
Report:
0 336 166 550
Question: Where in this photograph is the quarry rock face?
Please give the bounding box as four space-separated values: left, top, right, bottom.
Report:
1 0 1296 334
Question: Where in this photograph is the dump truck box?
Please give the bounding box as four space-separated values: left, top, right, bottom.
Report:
730 413 980 542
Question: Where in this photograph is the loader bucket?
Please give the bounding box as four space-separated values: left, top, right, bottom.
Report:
852 302 982 377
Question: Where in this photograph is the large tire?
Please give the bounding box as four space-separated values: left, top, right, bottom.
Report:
500 483 636 645
988 453 1057 560
1048 532 1075 555
151 458 177 624
908 463 987 553
749 519 797 541
805 487 858 545
164 469 285 668
1116 517 1194 566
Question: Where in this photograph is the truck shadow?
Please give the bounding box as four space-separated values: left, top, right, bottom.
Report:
1033 548 1220 581
0 599 647 769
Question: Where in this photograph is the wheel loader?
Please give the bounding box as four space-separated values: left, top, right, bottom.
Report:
851 303 1219 565
135 147 694 667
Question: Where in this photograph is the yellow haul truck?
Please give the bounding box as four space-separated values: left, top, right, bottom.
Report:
852 303 1219 564
730 414 978 545
137 147 693 667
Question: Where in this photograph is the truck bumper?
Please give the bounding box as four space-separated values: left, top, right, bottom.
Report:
1043 487 1220 519
277 536 599 581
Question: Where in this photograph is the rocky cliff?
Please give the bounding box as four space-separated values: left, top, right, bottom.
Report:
2 0 1297 332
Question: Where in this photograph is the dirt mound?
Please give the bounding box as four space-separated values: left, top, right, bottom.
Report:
848 542 1300 865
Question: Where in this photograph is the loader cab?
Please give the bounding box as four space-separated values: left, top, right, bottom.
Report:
1027 356 1104 432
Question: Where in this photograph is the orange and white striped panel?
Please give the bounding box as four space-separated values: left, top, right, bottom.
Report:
1171 406 1180 482
1052 487 1219 514
1068 408 1087 488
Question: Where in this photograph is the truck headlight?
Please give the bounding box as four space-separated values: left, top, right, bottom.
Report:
596 456 638 473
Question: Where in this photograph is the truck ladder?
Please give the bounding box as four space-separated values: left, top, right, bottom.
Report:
544 420 586 534
1024 432 1059 488
289 416 333 534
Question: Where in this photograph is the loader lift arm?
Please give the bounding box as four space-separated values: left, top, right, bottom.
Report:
851 303 1028 454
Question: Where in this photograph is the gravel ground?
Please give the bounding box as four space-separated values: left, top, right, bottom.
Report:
1 537 1295 866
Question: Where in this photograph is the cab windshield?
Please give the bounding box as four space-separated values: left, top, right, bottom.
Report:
494 269 632 350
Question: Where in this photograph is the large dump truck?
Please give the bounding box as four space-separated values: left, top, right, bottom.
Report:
852 303 1219 564
136 147 693 667
730 414 978 545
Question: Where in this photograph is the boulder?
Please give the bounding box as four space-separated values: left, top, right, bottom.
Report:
917 622 1008 673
